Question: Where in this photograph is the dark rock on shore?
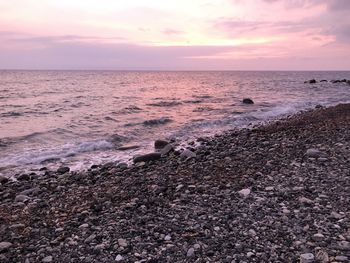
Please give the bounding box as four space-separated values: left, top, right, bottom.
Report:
56 166 70 174
133 152 162 163
305 79 317 83
154 139 169 149
117 145 140 151
242 98 254 104
320 79 328 82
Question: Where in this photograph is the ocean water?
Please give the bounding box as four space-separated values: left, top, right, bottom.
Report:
0 70 349 176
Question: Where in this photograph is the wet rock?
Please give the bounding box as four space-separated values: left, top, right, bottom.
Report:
117 145 140 151
242 98 254 104
305 79 316 84
300 253 314 263
117 163 128 169
57 166 70 174
320 80 327 82
180 149 196 160
17 173 30 181
0 175 9 184
154 140 169 149
160 144 174 156
0 242 12 252
133 152 161 163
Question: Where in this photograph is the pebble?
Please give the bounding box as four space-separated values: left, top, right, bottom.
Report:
14 194 30 202
42 256 53 262
118 238 128 247
335 256 348 262
313 233 325 241
238 188 251 198
300 253 314 263
164 235 171 241
0 242 12 252
115 254 124 261
187 247 195 257
306 148 325 158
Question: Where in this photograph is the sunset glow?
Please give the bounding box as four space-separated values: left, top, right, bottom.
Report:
1 0 350 69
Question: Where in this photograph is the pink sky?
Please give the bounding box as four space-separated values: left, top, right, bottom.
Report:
1 0 350 70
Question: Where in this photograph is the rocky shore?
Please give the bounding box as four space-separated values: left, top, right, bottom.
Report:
0 104 349 262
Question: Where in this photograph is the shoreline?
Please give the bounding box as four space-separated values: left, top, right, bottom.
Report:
0 103 349 262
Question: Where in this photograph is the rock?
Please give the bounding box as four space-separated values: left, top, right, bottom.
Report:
242 98 254 104
117 145 140 151
320 80 327 82
17 173 30 181
299 196 313 205
133 152 161 163
180 149 196 160
154 140 169 149
0 242 12 252
15 194 30 202
300 253 314 263
331 211 343 219
85 234 96 243
335 256 348 262
338 241 350 251
164 235 171 241
117 239 128 247
0 175 9 184
42 256 53 262
187 247 195 257
305 79 316 84
160 144 174 156
57 166 70 174
101 162 116 170
305 148 326 158
115 254 124 261
238 188 251 198
312 233 325 241
117 163 128 169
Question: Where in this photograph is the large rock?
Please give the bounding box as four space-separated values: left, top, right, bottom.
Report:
305 148 326 158
133 152 161 163
154 140 169 149
242 98 254 104
57 166 70 174
305 79 316 84
0 175 9 184
300 253 314 263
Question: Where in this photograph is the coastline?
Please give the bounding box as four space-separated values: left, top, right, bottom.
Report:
0 103 349 262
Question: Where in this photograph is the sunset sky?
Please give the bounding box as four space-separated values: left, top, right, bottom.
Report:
1 0 350 70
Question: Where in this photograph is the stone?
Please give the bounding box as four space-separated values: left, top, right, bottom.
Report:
320 80 327 82
160 144 174 156
42 256 53 263
154 140 169 149
117 163 128 169
187 247 195 257
299 197 313 205
180 149 196 160
338 241 350 251
57 166 70 174
305 148 326 158
79 223 89 229
133 152 161 163
238 188 251 198
115 254 124 261
0 242 12 252
117 238 128 247
300 253 314 263
242 98 254 104
305 79 316 84
335 256 348 262
312 233 325 241
249 229 257 237
15 194 30 202
164 235 171 241
117 145 140 151
0 175 9 184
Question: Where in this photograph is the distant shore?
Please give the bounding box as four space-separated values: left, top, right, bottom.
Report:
0 103 349 262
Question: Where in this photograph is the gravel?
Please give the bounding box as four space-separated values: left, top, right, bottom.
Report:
0 104 349 262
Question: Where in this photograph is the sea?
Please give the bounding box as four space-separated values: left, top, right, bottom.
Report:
1 70 349 177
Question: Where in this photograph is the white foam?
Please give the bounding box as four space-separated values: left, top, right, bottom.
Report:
0 140 114 167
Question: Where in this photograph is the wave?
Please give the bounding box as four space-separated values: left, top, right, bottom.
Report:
147 101 182 107
0 140 114 167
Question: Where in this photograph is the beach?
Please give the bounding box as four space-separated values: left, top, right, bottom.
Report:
0 103 349 262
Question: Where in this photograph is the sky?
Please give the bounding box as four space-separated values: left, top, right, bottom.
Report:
0 0 350 70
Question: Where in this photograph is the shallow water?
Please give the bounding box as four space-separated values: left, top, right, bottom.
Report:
1 70 349 176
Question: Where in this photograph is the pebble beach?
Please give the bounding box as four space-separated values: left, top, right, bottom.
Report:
0 103 349 262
